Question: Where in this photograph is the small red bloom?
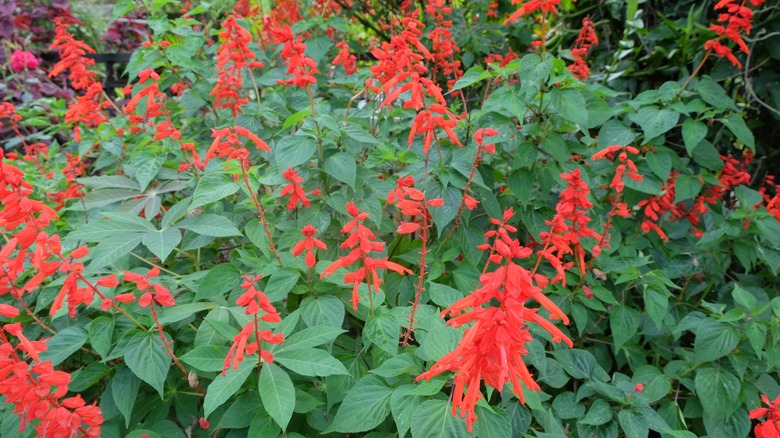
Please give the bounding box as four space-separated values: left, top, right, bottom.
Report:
292 225 327 268
280 168 310 210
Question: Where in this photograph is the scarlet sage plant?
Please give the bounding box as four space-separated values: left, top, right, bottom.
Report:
1 0 779 437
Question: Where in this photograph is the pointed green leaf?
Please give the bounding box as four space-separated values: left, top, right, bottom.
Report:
259 363 295 431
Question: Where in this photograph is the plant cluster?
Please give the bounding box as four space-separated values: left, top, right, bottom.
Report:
0 0 779 437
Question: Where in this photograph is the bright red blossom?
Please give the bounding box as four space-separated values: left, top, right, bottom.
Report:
418 208 572 432
750 394 780 438
223 275 283 375
321 202 412 310
292 225 327 268
280 168 310 210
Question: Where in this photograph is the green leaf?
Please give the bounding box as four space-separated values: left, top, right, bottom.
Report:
264 268 300 302
124 331 171 398
342 123 380 144
674 174 702 203
428 185 462 236
275 137 316 171
142 228 182 262
282 108 312 130
551 349 609 381
731 283 756 309
696 78 738 111
735 185 762 208
745 322 766 356
597 120 637 149
550 88 588 127
364 314 400 355
324 153 357 188
112 0 137 20
580 399 613 426
411 399 471 438
610 305 641 352
329 375 394 433
721 113 754 149
87 234 145 270
191 172 240 210
451 65 491 91
177 214 242 237
390 384 426 438
274 347 348 376
67 213 155 242
682 119 708 155
645 152 672 180
196 263 242 301
204 361 254 418
691 140 723 171
475 403 512 438
694 366 740 417
278 326 345 350
618 409 649 438
371 353 420 378
419 323 460 361
694 318 739 363
429 282 463 308
111 366 141 427
181 345 230 372
39 326 87 366
300 296 345 328
629 106 679 142
158 302 214 324
259 363 295 431
127 150 165 192
88 317 114 358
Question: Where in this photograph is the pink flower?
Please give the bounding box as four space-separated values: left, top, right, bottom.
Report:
11 51 40 73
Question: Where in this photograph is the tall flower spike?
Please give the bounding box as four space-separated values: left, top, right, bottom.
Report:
212 15 265 117
223 275 283 375
321 202 412 310
418 208 571 432
271 24 317 87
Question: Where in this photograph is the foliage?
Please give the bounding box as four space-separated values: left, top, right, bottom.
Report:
1 0 780 437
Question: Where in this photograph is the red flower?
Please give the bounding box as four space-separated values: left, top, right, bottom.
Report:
223 275 283 375
321 202 412 310
280 168 310 210
292 225 327 268
123 267 175 308
332 41 357 75
206 126 270 166
505 0 561 24
750 394 780 438
418 208 571 432
272 24 318 88
212 16 264 117
49 18 98 90
568 17 598 79
704 0 765 68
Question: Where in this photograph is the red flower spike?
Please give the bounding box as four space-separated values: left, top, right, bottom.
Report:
568 17 598 79
212 16 262 117
206 126 270 166
292 225 327 268
418 209 571 432
271 24 318 88
321 202 412 310
223 276 283 375
280 168 311 210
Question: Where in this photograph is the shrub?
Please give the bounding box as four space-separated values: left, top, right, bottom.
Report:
0 0 779 437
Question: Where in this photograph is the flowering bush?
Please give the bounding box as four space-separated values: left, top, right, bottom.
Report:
1 0 779 437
